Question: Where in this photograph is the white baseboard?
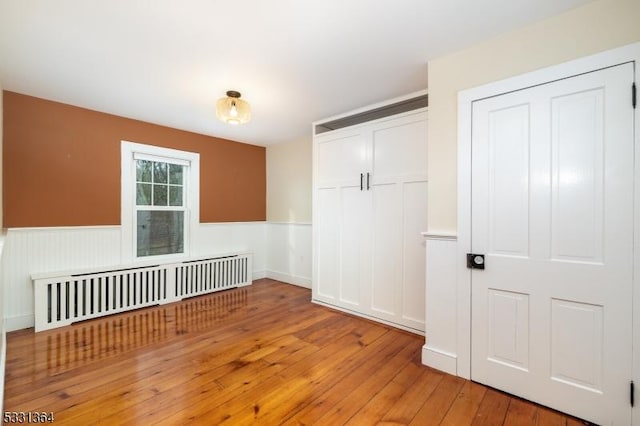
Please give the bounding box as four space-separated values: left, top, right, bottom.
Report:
266 270 311 288
422 345 457 375
252 270 267 280
6 314 34 332
312 299 424 336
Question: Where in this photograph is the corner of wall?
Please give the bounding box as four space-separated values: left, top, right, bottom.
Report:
264 136 313 288
264 222 312 288
266 136 312 223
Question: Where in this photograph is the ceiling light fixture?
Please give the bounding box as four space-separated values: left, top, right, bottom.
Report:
216 90 251 125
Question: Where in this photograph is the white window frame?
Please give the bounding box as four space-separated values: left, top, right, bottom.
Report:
121 141 200 263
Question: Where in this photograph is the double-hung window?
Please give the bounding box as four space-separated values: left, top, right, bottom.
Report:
121 141 200 262
135 155 186 257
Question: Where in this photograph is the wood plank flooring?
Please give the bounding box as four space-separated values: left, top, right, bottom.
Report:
4 279 586 425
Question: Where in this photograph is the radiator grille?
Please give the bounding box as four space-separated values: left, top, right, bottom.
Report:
33 253 252 332
175 256 249 298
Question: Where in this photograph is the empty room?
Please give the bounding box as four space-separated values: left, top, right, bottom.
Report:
0 0 639 424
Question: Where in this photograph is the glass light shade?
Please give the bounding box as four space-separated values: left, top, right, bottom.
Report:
216 92 251 125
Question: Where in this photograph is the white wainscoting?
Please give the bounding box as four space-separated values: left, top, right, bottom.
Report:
195 222 267 279
3 222 272 332
421 232 458 375
3 221 311 331
3 226 122 331
265 223 312 288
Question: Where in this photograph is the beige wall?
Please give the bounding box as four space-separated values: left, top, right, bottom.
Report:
427 0 640 233
266 136 312 223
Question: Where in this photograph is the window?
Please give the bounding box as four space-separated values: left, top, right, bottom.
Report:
135 158 186 257
121 142 200 262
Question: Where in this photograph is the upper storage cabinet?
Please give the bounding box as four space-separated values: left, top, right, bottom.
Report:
314 92 428 135
315 129 367 188
370 112 428 182
314 91 428 189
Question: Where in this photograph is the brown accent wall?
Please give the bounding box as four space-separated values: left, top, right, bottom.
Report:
2 91 266 227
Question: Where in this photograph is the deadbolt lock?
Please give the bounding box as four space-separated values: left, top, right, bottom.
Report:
466 253 485 270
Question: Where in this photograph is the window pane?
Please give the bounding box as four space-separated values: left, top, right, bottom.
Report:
169 164 183 185
137 210 184 257
136 160 152 182
153 162 168 183
153 184 168 206
136 183 152 205
169 186 183 206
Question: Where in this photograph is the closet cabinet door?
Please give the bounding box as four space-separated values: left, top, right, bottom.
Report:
315 129 367 188
338 186 370 310
314 129 368 308
313 109 427 333
369 112 428 330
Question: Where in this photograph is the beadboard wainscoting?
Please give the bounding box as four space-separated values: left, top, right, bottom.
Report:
2 222 314 331
3 223 268 332
421 232 458 375
265 223 312 288
3 226 122 331
194 222 267 279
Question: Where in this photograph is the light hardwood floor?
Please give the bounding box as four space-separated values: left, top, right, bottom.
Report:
4 279 586 425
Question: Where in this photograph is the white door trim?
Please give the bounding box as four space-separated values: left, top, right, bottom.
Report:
457 42 639 420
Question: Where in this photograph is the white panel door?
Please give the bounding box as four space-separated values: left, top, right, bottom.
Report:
339 185 369 309
315 130 367 188
471 64 633 425
369 112 428 330
314 129 369 307
401 180 428 329
315 188 340 300
370 182 401 316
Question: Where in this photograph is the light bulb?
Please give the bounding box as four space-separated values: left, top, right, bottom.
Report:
216 90 251 125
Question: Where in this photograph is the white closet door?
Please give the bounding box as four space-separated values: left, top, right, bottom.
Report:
315 188 340 301
314 129 368 306
315 130 367 187
369 112 428 330
470 63 633 425
338 186 369 309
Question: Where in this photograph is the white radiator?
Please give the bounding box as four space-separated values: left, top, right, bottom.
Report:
32 253 252 332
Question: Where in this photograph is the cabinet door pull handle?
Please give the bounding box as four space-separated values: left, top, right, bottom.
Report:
360 173 364 191
366 172 370 190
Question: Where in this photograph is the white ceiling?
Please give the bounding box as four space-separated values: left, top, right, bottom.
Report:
0 0 592 146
